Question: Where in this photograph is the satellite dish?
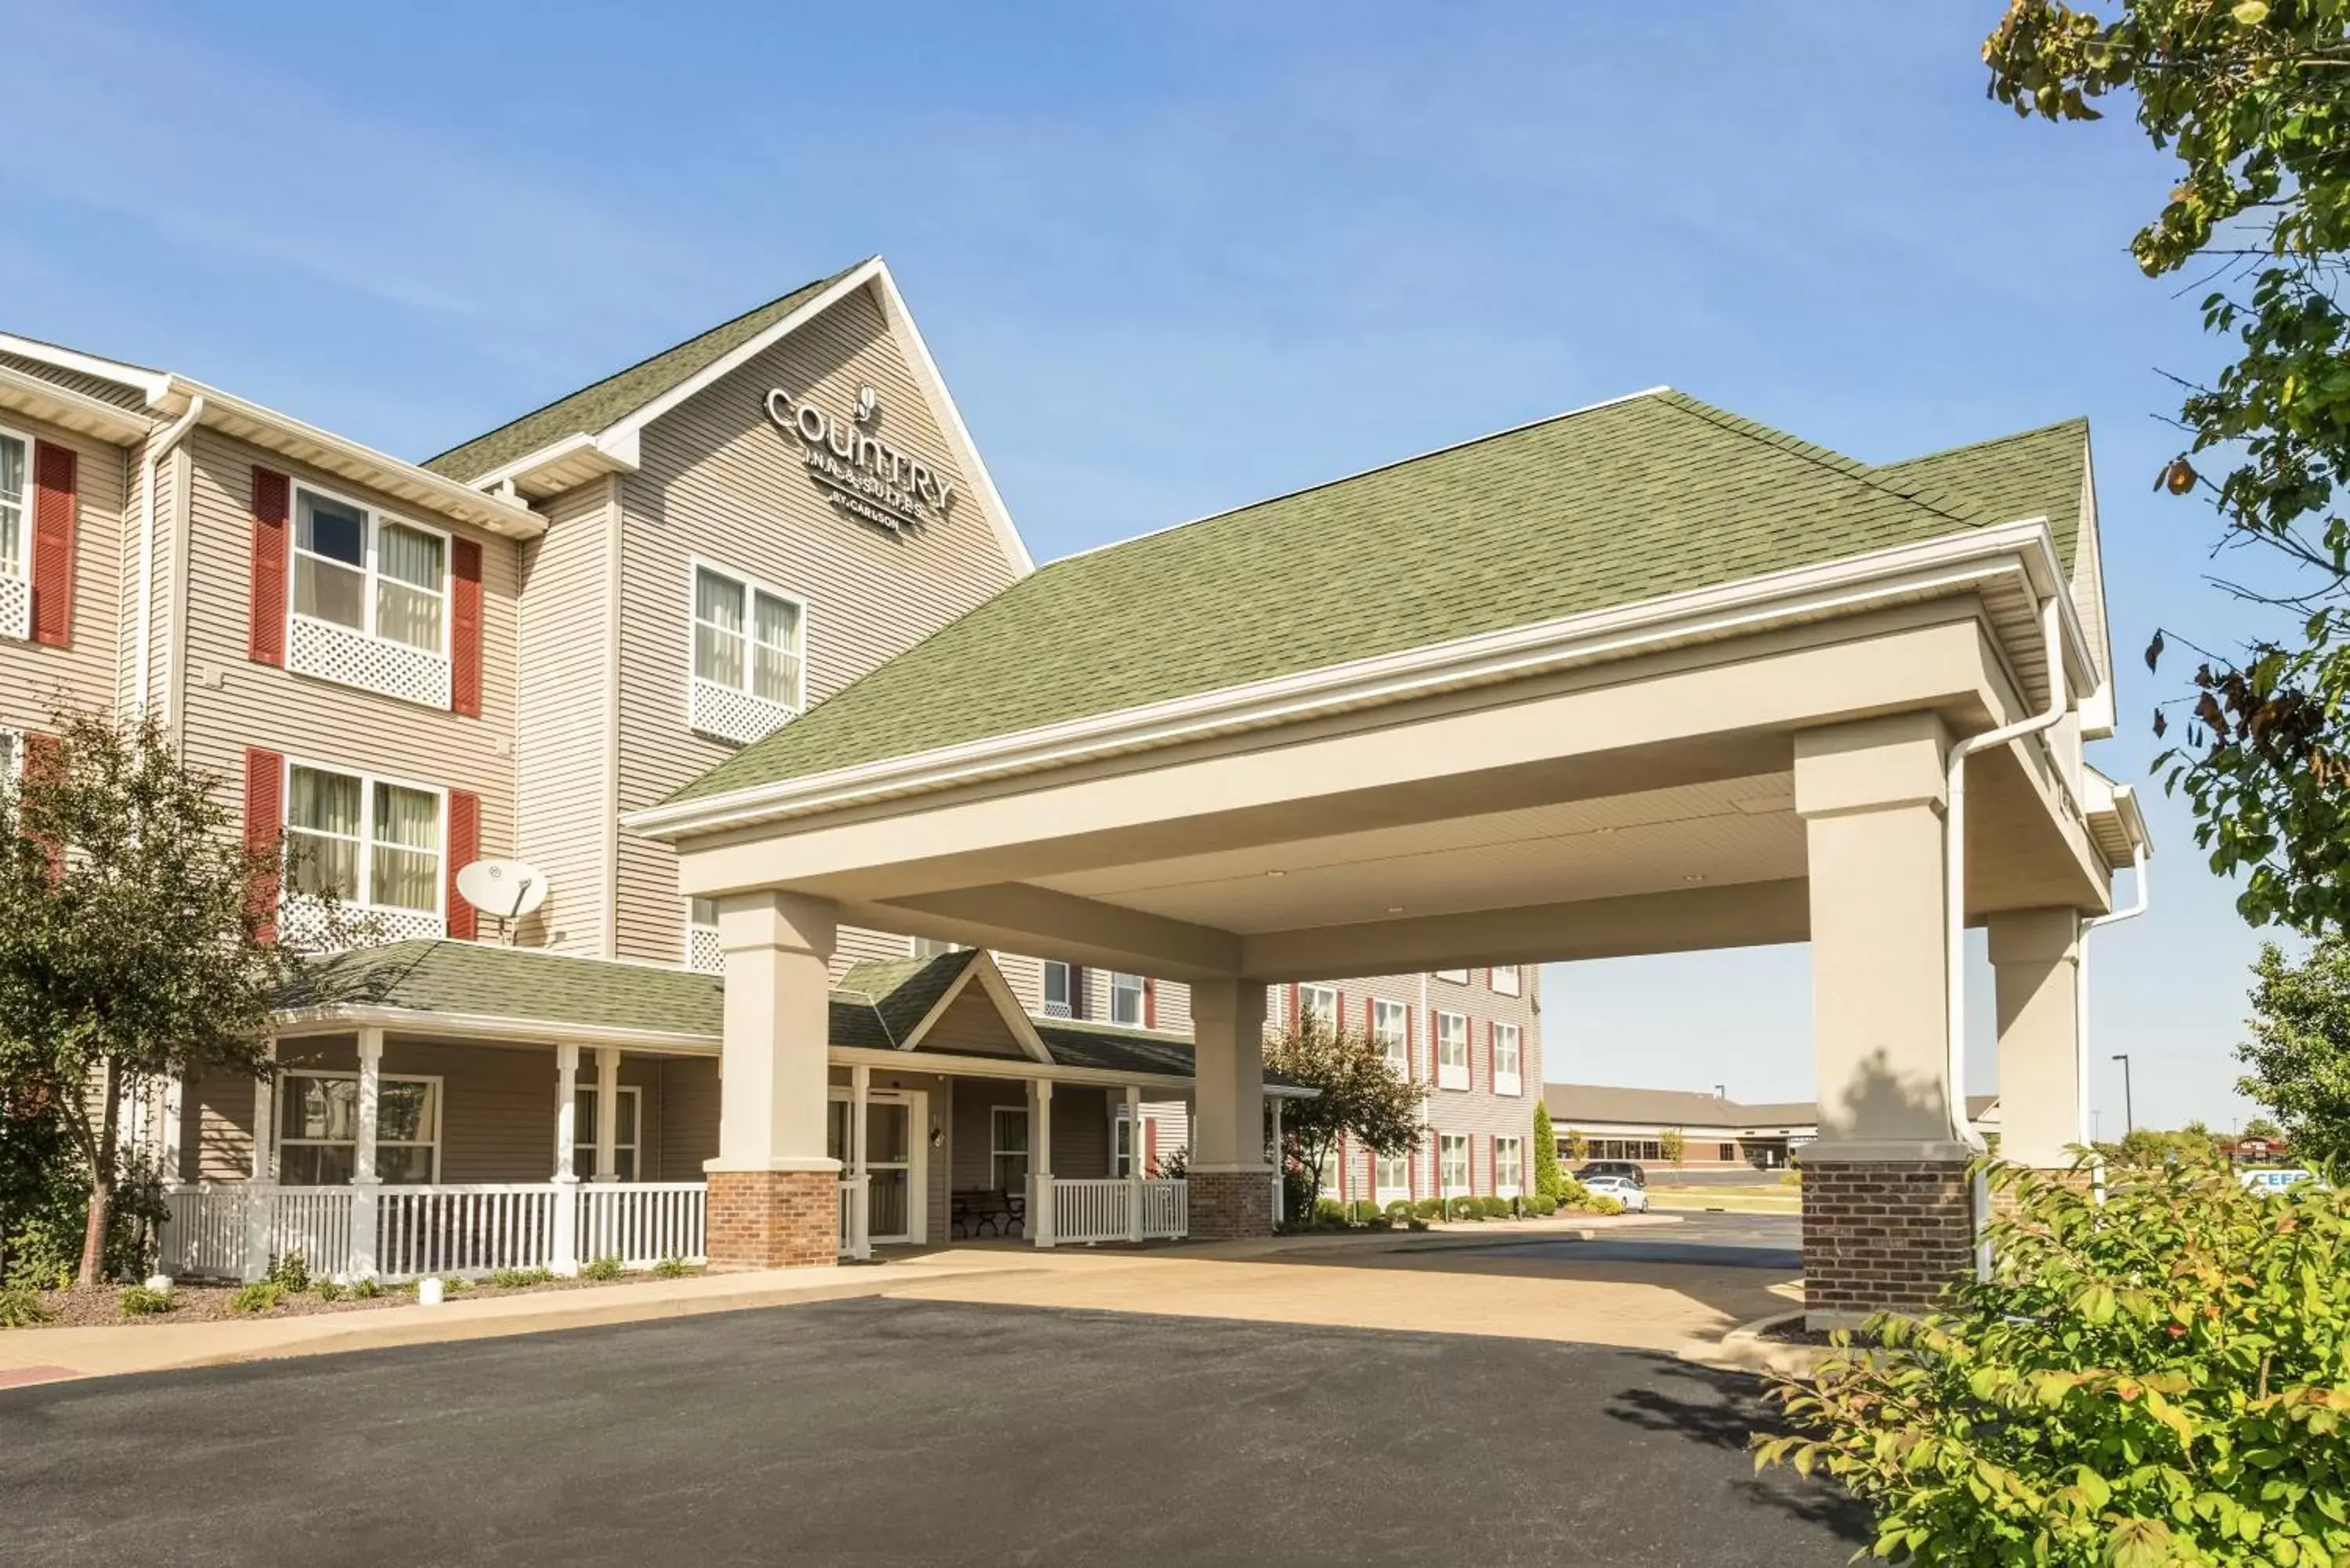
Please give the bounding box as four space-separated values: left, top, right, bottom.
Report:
456 860 547 927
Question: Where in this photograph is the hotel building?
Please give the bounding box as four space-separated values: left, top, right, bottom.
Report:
0 258 1542 1274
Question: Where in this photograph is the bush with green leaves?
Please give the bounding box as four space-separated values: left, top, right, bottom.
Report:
348 1277 381 1299
1477 1196 1509 1219
580 1255 624 1282
118 1284 175 1317
264 1252 310 1294
649 1257 692 1280
1385 1200 1415 1223
0 1284 52 1328
1349 1198 1384 1225
1532 1101 1566 1202
227 1281 284 1314
1524 1194 1558 1217
313 1280 345 1302
1313 1198 1347 1228
1446 1197 1481 1222
1758 1155 2350 1567
488 1266 556 1290
1412 1198 1443 1220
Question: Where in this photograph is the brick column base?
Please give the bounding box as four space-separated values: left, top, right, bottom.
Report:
706 1169 839 1270
1802 1158 1974 1328
1188 1169 1274 1241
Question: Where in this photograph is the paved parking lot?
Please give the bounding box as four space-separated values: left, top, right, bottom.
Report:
3 1296 1861 1567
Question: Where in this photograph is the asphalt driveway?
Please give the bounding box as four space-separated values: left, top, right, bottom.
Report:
1 1296 1861 1567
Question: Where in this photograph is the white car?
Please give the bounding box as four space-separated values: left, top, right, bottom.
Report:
1584 1174 1649 1212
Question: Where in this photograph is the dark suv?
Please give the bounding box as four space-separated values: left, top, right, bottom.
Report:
1574 1160 1647 1188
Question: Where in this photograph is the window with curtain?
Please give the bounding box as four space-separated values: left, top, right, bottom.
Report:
1110 972 1144 1027
1440 1133 1470 1195
0 429 25 579
1043 961 1075 1018
292 486 445 652
285 764 440 912
1372 999 1408 1075
689 896 719 930
693 565 804 707
1492 1022 1523 1095
1299 985 1336 1030
1376 1151 1410 1196
1495 1136 1524 1195
275 1072 438 1184
573 1084 641 1182
1436 1011 1470 1089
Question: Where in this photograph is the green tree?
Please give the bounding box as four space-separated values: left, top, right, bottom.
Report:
1984 1 2350 933
1567 1126 1589 1164
1263 1010 1427 1216
1531 1100 1565 1201
1658 1127 1687 1165
2242 1114 2287 1142
2239 938 2350 1165
0 706 354 1286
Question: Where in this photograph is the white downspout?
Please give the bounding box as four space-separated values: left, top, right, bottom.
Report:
2078 844 2149 1203
132 396 206 714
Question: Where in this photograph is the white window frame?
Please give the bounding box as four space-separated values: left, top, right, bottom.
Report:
1490 964 1521 997
1374 1149 1411 1205
1439 1133 1470 1198
288 480 451 656
0 421 31 584
273 1068 443 1185
1109 972 1146 1028
1492 1021 1524 1097
1495 1136 1524 1198
990 1105 1030 1190
1298 984 1337 1030
0 725 20 795
909 936 961 960
688 557 808 717
1042 960 1076 1019
280 755 447 921
1372 998 1409 1076
685 897 722 973
1434 968 1470 985
1435 1010 1470 1090
573 1082 643 1183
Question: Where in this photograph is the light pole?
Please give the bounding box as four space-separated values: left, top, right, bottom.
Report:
2111 1053 2134 1136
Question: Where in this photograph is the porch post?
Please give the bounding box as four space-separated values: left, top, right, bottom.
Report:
1125 1084 1144 1243
1188 979 1274 1240
243 1039 275 1282
592 1046 620 1182
158 1072 183 1185
348 1027 382 1281
850 1062 872 1261
1988 909 2088 1171
1029 1077 1055 1248
550 1042 580 1276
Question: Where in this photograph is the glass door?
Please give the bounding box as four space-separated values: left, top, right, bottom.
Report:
865 1100 913 1243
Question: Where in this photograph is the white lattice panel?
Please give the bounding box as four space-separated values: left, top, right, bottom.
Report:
0 574 27 642
688 926 724 974
689 677 797 746
280 896 445 950
288 616 451 709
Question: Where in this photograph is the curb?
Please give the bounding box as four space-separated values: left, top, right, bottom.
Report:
1694 1310 1821 1377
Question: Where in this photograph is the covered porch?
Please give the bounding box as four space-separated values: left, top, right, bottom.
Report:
157 941 1281 1281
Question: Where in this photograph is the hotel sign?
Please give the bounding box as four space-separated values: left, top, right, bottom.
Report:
765 384 953 536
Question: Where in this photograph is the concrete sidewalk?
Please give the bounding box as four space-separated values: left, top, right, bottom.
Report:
0 1213 1748 1386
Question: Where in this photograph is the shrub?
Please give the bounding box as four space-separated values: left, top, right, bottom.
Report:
1385 1200 1415 1223
1314 1198 1347 1228
1582 1194 1625 1216
0 1284 53 1328
649 1257 691 1280
1532 1101 1566 1203
264 1252 310 1294
580 1255 624 1282
1350 1198 1384 1226
1446 1197 1481 1222
1524 1194 1558 1217
1759 1156 2350 1567
1412 1198 1444 1220
227 1281 284 1314
313 1280 345 1302
348 1277 381 1299
1477 1196 1509 1219
487 1266 556 1290
118 1284 176 1317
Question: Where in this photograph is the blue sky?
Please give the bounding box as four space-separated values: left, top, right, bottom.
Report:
0 2 2285 1129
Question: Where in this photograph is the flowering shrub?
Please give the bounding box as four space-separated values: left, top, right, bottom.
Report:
1755 1156 2350 1566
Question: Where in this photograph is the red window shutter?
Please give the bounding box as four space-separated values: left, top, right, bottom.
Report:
248 468 290 666
1332 990 1345 1037
1142 977 1156 1030
1144 1117 1159 1173
1287 983 1300 1031
1488 1136 1498 1195
450 537 483 717
243 748 284 942
446 789 481 940
30 442 76 647
1336 1132 1347 1202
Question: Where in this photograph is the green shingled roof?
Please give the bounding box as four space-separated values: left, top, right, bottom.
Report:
1874 417 2088 571
671 389 2084 803
276 941 1235 1083
421 262 866 482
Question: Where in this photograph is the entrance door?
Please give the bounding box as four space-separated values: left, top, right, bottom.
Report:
827 1089 924 1246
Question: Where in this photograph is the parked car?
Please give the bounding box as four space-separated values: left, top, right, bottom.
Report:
1575 1160 1647 1188
1583 1174 1649 1212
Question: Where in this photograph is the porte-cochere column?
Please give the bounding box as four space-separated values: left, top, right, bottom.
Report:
707 891 841 1269
1794 713 1975 1328
1188 978 1273 1240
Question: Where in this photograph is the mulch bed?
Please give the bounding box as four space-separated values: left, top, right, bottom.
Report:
11 1268 706 1330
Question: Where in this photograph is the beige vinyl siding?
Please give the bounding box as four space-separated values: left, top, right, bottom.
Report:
949 1077 1113 1187
514 478 617 953
828 1065 953 1243
657 1057 720 1180
187 1060 261 1181
609 283 1021 963
174 428 519 897
0 410 129 734
829 924 913 980
916 985 1032 1059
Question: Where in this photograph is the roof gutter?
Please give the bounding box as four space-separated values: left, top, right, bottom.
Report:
628 518 2095 842
132 395 205 717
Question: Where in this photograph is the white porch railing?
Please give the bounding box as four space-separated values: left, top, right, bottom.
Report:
160 1181 707 1282
1043 1177 1189 1245
837 1177 871 1259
